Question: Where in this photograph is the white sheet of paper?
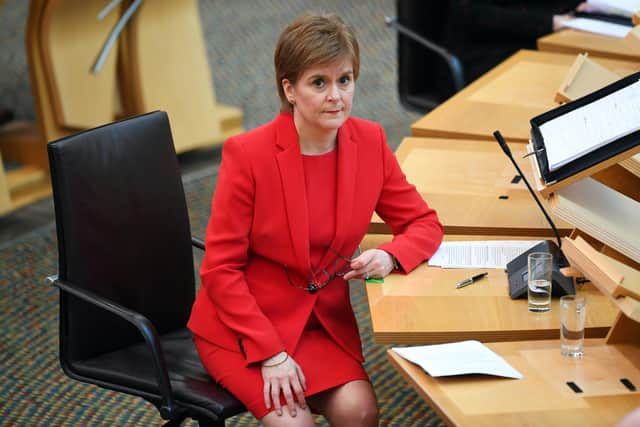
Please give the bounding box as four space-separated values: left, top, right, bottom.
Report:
392 341 523 379
561 17 631 38
539 79 640 171
427 240 542 269
587 0 640 16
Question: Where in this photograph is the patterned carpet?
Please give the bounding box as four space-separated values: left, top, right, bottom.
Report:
0 167 445 427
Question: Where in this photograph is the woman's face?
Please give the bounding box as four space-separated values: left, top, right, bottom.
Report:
282 59 355 134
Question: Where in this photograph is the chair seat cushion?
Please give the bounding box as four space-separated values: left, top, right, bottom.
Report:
71 329 245 419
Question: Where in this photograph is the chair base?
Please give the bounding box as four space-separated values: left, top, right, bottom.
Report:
162 416 226 427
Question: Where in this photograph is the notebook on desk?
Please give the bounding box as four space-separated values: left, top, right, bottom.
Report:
530 71 640 186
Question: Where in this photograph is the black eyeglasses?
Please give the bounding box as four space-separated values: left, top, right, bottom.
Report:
284 245 361 294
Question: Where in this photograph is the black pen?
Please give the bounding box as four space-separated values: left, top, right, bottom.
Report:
456 272 488 289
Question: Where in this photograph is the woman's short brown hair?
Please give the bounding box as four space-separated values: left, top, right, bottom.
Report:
274 13 360 112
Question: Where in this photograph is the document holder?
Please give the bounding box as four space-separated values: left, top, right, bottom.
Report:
530 71 640 190
554 53 619 104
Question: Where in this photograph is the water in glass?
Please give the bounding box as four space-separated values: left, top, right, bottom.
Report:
561 296 586 358
528 279 551 312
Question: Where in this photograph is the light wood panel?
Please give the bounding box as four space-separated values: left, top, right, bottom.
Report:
0 0 54 217
562 236 640 321
554 52 620 103
620 154 640 176
362 234 617 344
388 339 640 427
122 0 243 153
41 0 120 129
410 50 640 143
369 137 573 236
538 28 640 62
0 121 48 172
27 0 68 143
0 151 11 215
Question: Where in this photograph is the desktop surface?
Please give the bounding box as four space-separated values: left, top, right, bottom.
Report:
538 28 640 62
410 50 640 143
362 234 618 345
388 339 640 426
369 137 573 236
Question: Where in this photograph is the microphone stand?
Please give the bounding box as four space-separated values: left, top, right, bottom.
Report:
492 130 574 298
493 131 562 249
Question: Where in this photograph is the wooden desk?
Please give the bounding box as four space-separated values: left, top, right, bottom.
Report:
410 50 640 143
362 234 618 344
388 339 640 426
538 29 640 62
369 137 573 236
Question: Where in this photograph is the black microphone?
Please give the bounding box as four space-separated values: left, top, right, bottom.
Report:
492 130 574 299
493 130 562 249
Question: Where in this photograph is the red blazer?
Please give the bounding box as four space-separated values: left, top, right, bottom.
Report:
188 113 443 366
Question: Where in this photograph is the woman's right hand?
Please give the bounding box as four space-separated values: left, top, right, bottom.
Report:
261 352 307 417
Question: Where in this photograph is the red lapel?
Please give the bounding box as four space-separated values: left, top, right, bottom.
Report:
274 113 358 277
275 114 311 275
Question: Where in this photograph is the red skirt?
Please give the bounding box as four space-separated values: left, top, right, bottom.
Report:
193 327 369 419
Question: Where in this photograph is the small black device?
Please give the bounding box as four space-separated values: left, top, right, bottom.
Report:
506 240 573 299
493 130 575 299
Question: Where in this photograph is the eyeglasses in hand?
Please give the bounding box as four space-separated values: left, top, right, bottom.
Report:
284 245 362 294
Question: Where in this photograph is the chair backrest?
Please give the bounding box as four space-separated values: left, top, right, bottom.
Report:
48 111 195 362
397 0 455 111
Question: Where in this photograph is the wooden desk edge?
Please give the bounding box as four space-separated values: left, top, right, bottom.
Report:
373 326 610 345
387 349 457 426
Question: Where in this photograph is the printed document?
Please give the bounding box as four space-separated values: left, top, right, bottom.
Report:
392 341 523 379
427 240 542 269
539 79 640 171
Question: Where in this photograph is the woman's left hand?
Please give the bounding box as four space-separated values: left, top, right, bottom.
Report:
343 249 394 281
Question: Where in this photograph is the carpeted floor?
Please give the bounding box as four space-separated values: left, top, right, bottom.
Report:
1 166 445 426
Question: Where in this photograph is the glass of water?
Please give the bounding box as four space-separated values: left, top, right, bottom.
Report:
527 252 552 312
560 295 586 358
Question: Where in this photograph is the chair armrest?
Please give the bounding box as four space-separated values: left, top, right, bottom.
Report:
385 16 465 92
191 236 205 251
51 278 179 419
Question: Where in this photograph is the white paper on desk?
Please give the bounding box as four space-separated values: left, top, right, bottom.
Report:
561 17 631 38
427 240 542 269
587 0 640 16
392 340 523 379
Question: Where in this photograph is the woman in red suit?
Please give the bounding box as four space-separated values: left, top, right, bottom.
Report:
188 13 443 426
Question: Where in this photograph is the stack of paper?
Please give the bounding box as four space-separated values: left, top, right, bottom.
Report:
549 178 640 264
561 17 632 38
587 0 640 17
428 240 542 269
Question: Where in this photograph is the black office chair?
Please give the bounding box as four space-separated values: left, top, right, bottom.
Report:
388 0 464 113
47 111 245 426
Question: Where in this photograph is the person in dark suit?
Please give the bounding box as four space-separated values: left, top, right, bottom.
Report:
188 13 443 426
445 0 584 84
